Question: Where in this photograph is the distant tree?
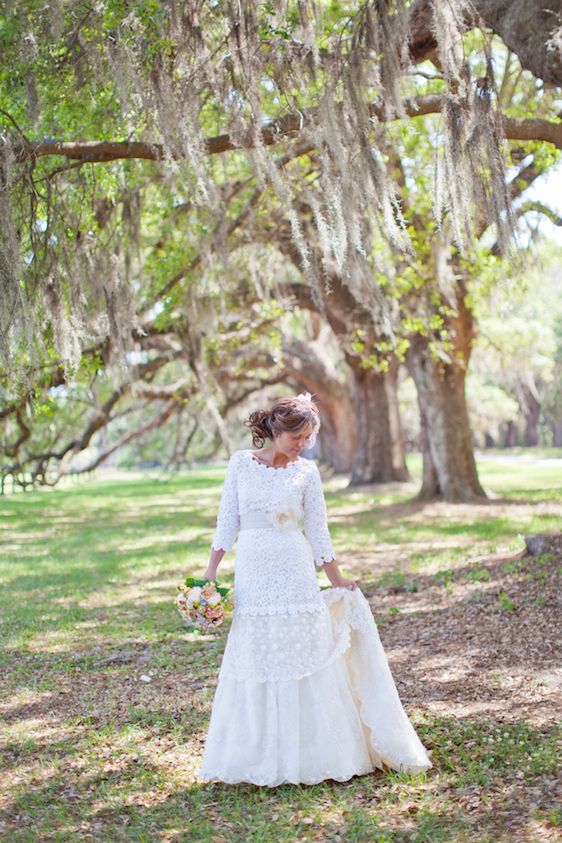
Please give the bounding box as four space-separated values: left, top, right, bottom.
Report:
470 244 562 448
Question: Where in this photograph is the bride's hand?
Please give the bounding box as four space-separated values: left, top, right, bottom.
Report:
337 577 357 590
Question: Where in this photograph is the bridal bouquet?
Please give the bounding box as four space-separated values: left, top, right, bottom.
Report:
176 577 233 630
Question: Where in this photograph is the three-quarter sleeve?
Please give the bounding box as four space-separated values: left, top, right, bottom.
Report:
303 462 336 567
211 452 240 553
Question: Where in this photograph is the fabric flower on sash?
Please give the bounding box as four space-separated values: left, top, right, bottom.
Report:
271 506 299 532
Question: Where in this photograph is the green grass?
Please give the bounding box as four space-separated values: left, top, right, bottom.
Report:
0 451 561 842
324 449 562 572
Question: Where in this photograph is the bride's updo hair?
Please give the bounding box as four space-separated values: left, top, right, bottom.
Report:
244 393 320 449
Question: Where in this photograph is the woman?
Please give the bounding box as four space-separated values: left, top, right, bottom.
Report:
197 392 431 787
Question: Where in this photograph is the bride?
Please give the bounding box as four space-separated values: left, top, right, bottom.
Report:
197 392 431 787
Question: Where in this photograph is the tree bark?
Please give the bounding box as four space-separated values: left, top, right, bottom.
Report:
16 100 562 168
386 357 411 482
287 275 411 485
552 419 562 448
281 337 357 472
347 359 411 485
522 390 541 447
472 0 562 86
409 0 562 86
417 389 441 499
407 335 486 501
316 390 357 472
525 532 562 556
502 419 519 448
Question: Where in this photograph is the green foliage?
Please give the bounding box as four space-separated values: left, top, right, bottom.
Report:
497 591 515 612
350 331 409 371
184 576 231 597
259 3 300 41
467 568 491 583
1 7 561 485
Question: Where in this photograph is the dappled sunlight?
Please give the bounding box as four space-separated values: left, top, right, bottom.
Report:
1 544 52 559
21 628 96 653
400 651 486 683
1 459 560 840
108 528 202 553
27 510 98 526
11 616 151 652
74 583 178 611
333 493 561 584
366 551 560 728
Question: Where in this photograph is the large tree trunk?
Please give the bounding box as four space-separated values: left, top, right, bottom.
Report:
282 336 357 472
417 391 441 499
317 388 357 472
522 390 541 447
386 357 411 482
502 419 519 448
552 419 562 448
286 271 411 485
407 335 486 502
348 359 411 485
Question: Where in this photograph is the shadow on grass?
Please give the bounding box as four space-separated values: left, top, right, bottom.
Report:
1 466 560 840
1 707 558 842
3 551 558 722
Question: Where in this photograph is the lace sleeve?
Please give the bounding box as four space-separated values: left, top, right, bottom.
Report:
303 462 336 567
211 452 240 553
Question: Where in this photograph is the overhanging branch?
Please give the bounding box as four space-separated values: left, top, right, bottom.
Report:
11 97 562 172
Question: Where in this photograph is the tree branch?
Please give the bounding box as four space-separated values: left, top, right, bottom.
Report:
62 400 178 476
515 200 562 226
12 98 562 176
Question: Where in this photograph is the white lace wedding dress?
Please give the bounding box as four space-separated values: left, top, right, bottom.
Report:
197 449 431 787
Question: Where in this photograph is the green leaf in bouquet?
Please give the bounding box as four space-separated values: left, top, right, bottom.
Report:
184 577 209 587
184 576 231 597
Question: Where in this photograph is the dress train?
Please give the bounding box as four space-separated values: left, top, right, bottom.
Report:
197 586 431 787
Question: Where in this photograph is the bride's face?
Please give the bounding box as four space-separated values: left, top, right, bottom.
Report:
273 425 313 458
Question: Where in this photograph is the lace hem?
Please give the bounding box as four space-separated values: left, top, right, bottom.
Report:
197 763 377 788
356 709 432 774
233 601 325 617
210 541 232 552
327 590 432 773
314 551 336 568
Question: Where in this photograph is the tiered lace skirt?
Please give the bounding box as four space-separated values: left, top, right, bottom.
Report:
197 587 432 787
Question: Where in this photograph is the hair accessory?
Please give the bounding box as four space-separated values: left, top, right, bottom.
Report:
294 392 319 449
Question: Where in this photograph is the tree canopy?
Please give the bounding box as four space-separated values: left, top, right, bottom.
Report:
1 0 561 493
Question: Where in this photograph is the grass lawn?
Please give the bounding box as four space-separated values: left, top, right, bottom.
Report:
0 450 560 842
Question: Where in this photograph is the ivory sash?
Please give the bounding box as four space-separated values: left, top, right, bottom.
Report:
240 508 302 532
